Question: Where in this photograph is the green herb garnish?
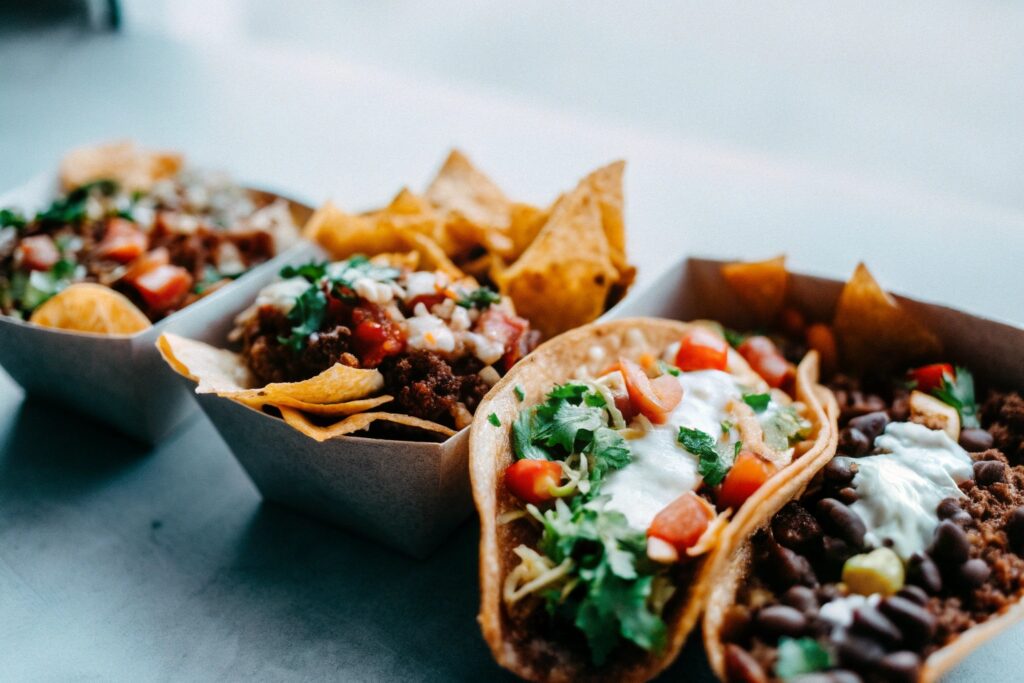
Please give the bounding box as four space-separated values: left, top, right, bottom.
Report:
762 405 812 450
657 360 680 377
0 208 26 230
278 284 328 351
488 413 501 427
514 385 525 401
534 500 667 665
723 327 747 348
774 637 831 679
678 426 734 485
932 366 980 429
36 179 117 225
721 419 735 435
742 392 771 412
457 286 501 309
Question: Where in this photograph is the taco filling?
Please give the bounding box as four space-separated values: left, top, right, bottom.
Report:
0 141 300 323
494 326 816 669
716 362 1024 683
229 255 539 429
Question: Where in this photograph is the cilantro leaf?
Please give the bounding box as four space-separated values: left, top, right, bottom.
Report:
457 286 501 309
277 285 327 351
587 427 631 484
584 392 607 408
678 426 733 485
657 360 680 377
36 179 117 225
932 366 979 429
535 401 605 452
546 383 590 402
0 208 26 230
743 392 771 412
280 261 328 282
721 419 735 435
514 385 525 401
512 411 550 460
723 327 746 348
774 637 831 679
487 413 501 427
762 405 811 451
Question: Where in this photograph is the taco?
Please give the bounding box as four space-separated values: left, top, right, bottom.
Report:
703 263 1024 682
0 140 304 334
470 317 836 681
158 252 541 440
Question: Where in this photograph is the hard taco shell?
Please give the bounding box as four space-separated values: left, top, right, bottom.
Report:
470 318 837 682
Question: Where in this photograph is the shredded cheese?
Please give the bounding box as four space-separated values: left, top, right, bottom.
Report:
503 545 575 605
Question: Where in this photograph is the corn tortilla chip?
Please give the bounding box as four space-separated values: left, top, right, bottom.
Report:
721 255 788 322
505 202 549 260
576 160 627 272
425 149 511 231
497 189 617 339
236 394 393 416
832 263 942 369
59 140 182 192
279 407 456 441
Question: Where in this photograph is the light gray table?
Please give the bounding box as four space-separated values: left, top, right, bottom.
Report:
1 19 1021 682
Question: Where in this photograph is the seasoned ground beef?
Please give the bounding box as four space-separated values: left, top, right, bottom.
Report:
982 391 1024 463
378 351 489 425
240 309 356 385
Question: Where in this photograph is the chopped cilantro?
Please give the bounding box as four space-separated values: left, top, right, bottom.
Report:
534 500 667 665
457 286 501 309
277 284 327 351
0 208 26 230
723 327 746 348
932 366 979 429
514 385 525 401
678 426 734 485
535 401 605 452
487 413 501 427
36 179 117 225
774 637 831 679
280 261 328 282
721 419 735 435
512 411 549 460
584 392 607 408
762 405 812 451
743 392 771 412
657 360 680 377
193 266 242 295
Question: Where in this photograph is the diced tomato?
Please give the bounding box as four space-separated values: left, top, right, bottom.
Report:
96 217 147 263
124 247 170 281
407 293 448 312
504 459 565 505
18 235 60 271
130 264 193 312
620 357 682 424
675 327 729 372
718 451 775 510
737 335 794 388
908 363 954 393
477 307 537 371
352 304 406 367
647 491 714 554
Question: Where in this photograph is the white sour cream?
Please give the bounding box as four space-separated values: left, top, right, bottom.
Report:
406 311 456 354
253 277 310 313
819 594 881 637
846 421 973 560
602 370 745 531
352 276 396 305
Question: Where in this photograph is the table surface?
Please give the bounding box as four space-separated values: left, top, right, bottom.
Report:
2 12 1023 682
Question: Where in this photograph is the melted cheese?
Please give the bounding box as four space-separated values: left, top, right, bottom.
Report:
602 370 745 531
846 421 973 560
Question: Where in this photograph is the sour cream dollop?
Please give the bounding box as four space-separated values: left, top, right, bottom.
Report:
844 421 973 560
253 277 310 314
602 370 746 530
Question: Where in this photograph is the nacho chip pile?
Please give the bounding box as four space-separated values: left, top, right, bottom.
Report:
304 150 635 339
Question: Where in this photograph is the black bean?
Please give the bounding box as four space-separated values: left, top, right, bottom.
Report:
973 460 1006 486
907 554 943 594
877 651 922 683
816 583 841 603
936 498 963 520
724 643 768 683
838 427 871 456
929 520 970 565
822 535 855 571
1005 506 1024 554
848 411 889 442
837 487 859 505
837 633 886 669
720 605 753 643
817 498 867 548
852 605 903 645
879 596 937 647
824 458 856 486
782 585 819 613
958 558 991 588
897 584 930 606
959 428 994 452
755 605 807 638
773 503 824 553
769 543 818 589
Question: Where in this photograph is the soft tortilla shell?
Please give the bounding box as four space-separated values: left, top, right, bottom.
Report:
470 318 833 682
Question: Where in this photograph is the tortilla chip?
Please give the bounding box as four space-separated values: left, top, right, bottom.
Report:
59 140 182 192
279 407 456 441
720 255 788 323
29 282 151 336
469 318 835 682
304 201 463 279
236 394 393 416
496 189 618 339
157 333 384 403
425 149 511 231
575 160 627 272
506 202 549 260
832 263 942 369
